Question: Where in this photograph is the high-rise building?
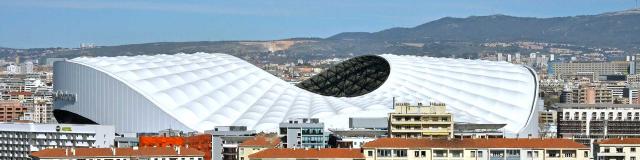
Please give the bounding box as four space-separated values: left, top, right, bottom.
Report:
0 123 115 159
497 53 504 61
507 54 513 62
552 62 630 78
388 102 454 139
556 104 640 145
279 118 328 149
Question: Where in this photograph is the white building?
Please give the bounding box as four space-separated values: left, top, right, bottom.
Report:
53 53 539 136
0 123 115 159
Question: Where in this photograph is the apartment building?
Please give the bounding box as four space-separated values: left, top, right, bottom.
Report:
552 62 630 78
556 104 640 145
561 84 614 104
362 138 590 160
597 138 640 160
0 100 24 122
388 102 453 139
279 118 329 149
0 123 114 159
31 147 205 160
238 135 281 160
247 148 364 160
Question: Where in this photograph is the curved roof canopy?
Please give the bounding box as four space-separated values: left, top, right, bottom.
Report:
56 52 538 134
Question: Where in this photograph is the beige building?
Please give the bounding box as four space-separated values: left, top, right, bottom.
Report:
597 138 640 160
389 102 453 138
239 135 281 160
552 62 630 79
362 138 591 160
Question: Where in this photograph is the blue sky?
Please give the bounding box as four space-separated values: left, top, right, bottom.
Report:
0 0 636 48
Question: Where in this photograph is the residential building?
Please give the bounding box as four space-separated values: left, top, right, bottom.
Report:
247 148 364 160
238 135 281 160
0 100 24 122
138 133 213 160
564 84 613 104
0 123 115 159
362 138 590 160
279 118 329 149
556 104 640 145
597 138 640 160
30 147 204 160
206 126 256 160
552 62 630 78
388 102 454 139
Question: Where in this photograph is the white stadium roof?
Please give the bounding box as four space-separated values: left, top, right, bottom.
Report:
54 52 538 134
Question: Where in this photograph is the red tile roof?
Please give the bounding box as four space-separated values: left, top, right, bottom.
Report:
31 147 204 158
362 138 588 149
600 138 640 144
239 135 281 147
8 91 32 96
249 148 364 159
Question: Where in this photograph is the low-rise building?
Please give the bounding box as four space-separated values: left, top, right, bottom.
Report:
248 148 365 160
362 138 590 160
31 147 205 160
388 102 453 139
239 135 281 160
453 123 505 139
597 138 640 160
0 123 115 159
206 126 256 160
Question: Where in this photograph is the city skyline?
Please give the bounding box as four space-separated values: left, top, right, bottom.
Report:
0 0 637 48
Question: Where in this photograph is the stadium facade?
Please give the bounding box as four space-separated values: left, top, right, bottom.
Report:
53 53 539 135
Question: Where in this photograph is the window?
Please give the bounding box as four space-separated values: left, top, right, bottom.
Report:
478 151 483 157
377 149 392 157
633 148 637 152
631 157 636 160
421 151 426 157
616 148 623 153
471 151 476 158
415 151 420 157
604 148 610 153
584 151 589 157
527 151 533 158
534 151 539 158
393 149 407 157
368 151 373 157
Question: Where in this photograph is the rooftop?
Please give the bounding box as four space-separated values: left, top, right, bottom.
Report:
362 138 588 149
599 138 640 145
239 135 281 147
248 148 364 159
31 147 204 158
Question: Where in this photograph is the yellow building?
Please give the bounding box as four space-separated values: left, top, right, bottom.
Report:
597 138 640 160
389 102 453 138
239 135 281 160
362 138 591 160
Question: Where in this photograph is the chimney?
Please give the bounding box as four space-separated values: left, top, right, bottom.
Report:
71 148 76 156
111 147 116 156
133 146 139 150
65 148 68 156
175 146 181 155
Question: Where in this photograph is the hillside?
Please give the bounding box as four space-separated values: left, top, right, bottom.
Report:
9 9 640 60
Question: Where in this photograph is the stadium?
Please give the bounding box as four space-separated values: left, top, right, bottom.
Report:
53 52 538 135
